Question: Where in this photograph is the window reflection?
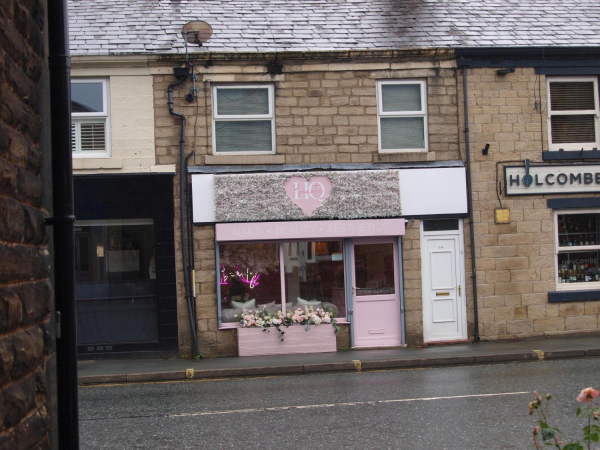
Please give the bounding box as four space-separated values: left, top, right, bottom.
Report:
219 243 281 322
283 241 345 318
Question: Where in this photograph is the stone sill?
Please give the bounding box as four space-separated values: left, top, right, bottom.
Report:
548 290 600 303
204 155 286 165
374 152 434 163
73 158 123 170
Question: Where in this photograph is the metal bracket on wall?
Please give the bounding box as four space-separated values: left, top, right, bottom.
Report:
43 215 76 226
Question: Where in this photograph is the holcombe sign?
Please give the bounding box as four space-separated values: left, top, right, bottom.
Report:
505 162 600 196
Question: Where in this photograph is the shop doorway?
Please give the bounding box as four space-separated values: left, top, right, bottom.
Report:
351 239 402 348
421 220 467 342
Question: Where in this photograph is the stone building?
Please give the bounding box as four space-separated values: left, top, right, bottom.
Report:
457 47 600 340
68 0 600 358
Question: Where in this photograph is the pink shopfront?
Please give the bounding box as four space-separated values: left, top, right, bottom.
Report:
192 166 468 354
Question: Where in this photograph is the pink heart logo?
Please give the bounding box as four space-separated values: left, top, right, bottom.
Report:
285 176 332 215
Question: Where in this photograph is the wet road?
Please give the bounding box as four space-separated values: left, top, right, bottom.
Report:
79 358 600 449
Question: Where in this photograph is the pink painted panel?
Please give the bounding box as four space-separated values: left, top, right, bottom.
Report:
238 325 337 357
216 218 405 242
284 176 332 215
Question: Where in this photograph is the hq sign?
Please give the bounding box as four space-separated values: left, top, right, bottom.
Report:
505 162 600 196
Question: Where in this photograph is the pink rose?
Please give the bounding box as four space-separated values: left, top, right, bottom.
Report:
576 387 599 403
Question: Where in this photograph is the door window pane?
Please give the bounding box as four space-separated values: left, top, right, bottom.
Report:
283 241 345 318
354 243 395 296
74 219 158 345
219 243 281 322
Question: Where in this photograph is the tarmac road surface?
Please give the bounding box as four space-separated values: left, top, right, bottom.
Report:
79 357 600 449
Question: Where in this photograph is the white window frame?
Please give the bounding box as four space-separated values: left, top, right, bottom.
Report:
554 209 600 291
376 79 428 153
547 76 600 151
71 78 111 157
211 84 276 155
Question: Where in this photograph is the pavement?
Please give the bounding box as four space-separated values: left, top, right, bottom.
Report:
77 333 600 385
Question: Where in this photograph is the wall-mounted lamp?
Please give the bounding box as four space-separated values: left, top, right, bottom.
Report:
496 67 515 75
482 143 490 155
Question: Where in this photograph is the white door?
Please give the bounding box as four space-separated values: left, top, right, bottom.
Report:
421 233 467 342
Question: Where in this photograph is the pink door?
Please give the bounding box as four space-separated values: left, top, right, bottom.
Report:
351 239 402 348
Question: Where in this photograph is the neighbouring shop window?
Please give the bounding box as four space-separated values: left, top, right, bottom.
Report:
71 78 110 155
547 77 599 151
74 219 157 345
219 243 282 322
283 241 346 318
556 211 600 288
377 80 428 152
212 84 275 154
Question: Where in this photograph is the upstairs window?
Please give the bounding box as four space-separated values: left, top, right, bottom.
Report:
71 79 110 156
548 77 599 151
212 85 275 154
377 80 428 152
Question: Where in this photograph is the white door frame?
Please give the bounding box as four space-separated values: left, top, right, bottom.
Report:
420 220 467 342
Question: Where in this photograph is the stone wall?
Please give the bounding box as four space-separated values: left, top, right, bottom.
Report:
153 58 460 166
0 0 54 447
160 56 463 356
460 67 600 339
70 72 168 174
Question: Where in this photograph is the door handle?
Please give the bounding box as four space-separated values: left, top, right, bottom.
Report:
458 285 461 296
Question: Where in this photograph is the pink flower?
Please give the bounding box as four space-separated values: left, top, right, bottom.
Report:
577 387 599 403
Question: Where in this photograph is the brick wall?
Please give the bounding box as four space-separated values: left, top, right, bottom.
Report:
158 57 461 356
460 67 600 339
0 0 54 447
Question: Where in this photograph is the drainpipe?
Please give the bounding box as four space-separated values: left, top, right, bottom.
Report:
47 0 80 447
462 68 481 341
185 150 199 348
168 79 200 357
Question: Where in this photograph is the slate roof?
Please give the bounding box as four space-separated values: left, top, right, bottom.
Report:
68 0 600 56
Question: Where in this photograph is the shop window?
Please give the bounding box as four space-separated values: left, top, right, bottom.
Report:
377 80 428 153
547 77 600 151
74 219 157 345
555 211 600 288
283 241 346 318
219 243 282 323
218 240 346 325
71 78 110 156
212 84 275 154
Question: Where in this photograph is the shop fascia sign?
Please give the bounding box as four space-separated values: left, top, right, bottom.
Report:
505 160 600 196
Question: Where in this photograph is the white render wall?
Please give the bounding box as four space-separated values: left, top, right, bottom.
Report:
72 74 174 174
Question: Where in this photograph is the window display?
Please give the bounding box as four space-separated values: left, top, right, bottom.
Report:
219 243 281 322
556 212 600 285
218 240 346 325
283 241 346 317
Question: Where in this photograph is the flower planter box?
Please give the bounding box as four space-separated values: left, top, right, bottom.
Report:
237 325 337 357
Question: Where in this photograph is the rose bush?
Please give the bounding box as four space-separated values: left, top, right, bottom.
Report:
529 387 600 449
